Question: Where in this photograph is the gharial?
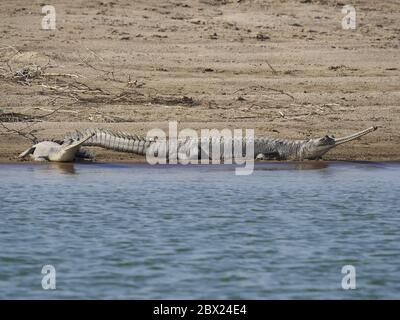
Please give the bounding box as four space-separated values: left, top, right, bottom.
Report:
19 132 94 162
18 126 378 162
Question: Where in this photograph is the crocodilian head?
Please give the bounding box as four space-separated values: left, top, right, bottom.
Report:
49 132 95 162
300 126 378 160
18 132 95 162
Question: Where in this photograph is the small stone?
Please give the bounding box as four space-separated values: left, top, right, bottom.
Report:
256 33 270 41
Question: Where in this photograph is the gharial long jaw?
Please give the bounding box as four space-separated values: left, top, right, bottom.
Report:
49 132 95 162
302 126 378 160
333 126 378 146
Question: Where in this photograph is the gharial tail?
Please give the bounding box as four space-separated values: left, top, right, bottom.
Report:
63 128 154 155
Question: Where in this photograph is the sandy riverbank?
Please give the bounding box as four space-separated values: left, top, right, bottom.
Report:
0 0 399 162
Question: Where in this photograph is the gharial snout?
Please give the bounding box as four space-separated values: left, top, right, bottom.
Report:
62 132 95 151
302 126 378 160
49 132 95 162
334 126 378 146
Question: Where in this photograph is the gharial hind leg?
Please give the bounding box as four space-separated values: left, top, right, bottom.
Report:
256 152 283 160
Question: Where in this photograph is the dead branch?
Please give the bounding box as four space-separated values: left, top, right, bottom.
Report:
231 85 295 101
265 87 295 100
0 121 39 142
266 60 278 75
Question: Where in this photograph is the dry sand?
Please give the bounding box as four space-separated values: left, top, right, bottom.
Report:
0 0 399 162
